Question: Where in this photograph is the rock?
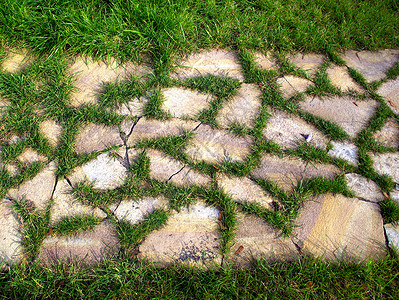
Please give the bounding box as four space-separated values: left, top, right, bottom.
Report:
342 49 399 82
39 221 120 264
17 147 47 164
392 186 399 205
277 75 313 99
326 65 364 92
253 52 278 70
293 194 386 261
115 96 148 116
327 141 358 166
186 124 253 164
216 83 262 128
7 161 57 210
373 119 399 148
299 96 378 138
371 152 399 183
288 53 324 76
162 87 211 118
263 109 328 149
5 164 19 177
0 99 10 116
173 49 244 81
0 199 22 265
251 154 341 191
217 174 275 209
377 77 399 114
138 202 222 267
39 119 63 148
345 173 383 203
384 223 399 250
1 49 32 73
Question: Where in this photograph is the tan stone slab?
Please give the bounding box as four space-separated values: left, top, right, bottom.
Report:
162 87 211 118
377 77 399 114
0 199 22 265
228 213 297 266
277 75 313 99
300 96 378 138
115 96 148 116
186 124 253 164
5 163 19 177
0 99 10 116
263 109 328 149
251 154 341 191
384 223 399 250
253 52 278 70
7 161 57 210
326 65 364 92
173 49 244 81
345 173 383 203
217 174 274 209
327 141 358 166
127 118 200 147
342 49 399 83
39 119 63 148
39 221 120 264
17 147 47 165
75 123 123 155
138 202 222 267
216 83 262 128
373 119 399 148
288 53 324 76
293 194 386 261
371 152 399 183
1 50 32 73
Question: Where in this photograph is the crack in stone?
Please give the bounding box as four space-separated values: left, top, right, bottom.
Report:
126 116 142 138
168 166 186 181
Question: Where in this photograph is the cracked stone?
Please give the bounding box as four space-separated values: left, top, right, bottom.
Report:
216 83 262 128
327 141 358 166
326 65 364 92
277 75 313 99
384 223 399 250
115 96 148 116
0 99 10 116
1 49 32 73
373 119 399 148
345 173 383 203
263 109 328 149
39 119 63 148
293 193 386 261
186 125 253 164
17 147 47 165
253 52 278 70
0 199 22 265
377 77 399 114
371 152 399 183
300 96 378 138
287 53 324 76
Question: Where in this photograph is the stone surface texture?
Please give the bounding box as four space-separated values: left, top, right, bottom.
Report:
39 119 63 148
17 147 47 164
377 77 399 114
253 52 278 70
372 153 399 183
327 141 358 166
0 199 22 264
277 76 313 99
373 119 399 148
384 223 399 250
288 53 324 76
115 96 148 116
345 173 383 203
1 50 32 73
326 65 363 92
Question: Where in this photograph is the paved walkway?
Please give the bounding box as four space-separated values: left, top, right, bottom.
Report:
1 48 399 268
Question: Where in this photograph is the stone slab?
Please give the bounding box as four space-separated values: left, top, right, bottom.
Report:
115 96 148 117
0 199 22 265
288 53 324 76
371 152 399 183
373 119 399 148
327 141 358 166
377 77 399 114
326 65 363 92
17 147 47 165
277 76 313 99
384 223 399 250
0 99 10 117
39 119 63 148
345 173 383 203
253 52 278 70
1 50 32 73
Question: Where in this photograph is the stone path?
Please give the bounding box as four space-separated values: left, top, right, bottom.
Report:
1 48 399 268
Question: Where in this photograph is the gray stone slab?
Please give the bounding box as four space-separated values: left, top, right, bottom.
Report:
326 65 364 92
385 223 399 250
377 77 399 114
327 141 358 166
371 152 399 183
345 173 383 203
277 75 313 99
0 199 22 265
115 96 148 116
373 119 399 148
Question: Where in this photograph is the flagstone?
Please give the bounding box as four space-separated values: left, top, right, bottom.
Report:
373 119 399 148
327 141 358 166
115 96 148 116
385 223 399 250
293 194 386 261
299 96 378 138
0 199 22 265
345 173 383 203
277 75 313 99
253 52 278 70
326 65 364 92
371 152 399 183
1 49 32 73
17 147 47 164
0 99 10 116
377 77 399 114
287 53 324 76
39 119 63 148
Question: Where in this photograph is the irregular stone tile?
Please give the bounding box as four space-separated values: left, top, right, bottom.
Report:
293 194 386 261
253 52 278 70
385 223 399 250
342 49 399 82
173 49 244 81
126 148 141 166
186 124 253 164
138 202 222 267
216 83 262 128
162 87 211 118
110 196 169 225
17 147 47 164
326 65 364 92
75 123 123 155
377 77 399 114
115 96 148 116
345 173 383 203
68 57 150 107
251 154 341 191
287 53 324 76
263 109 328 149
217 174 274 209
39 119 63 148
127 118 200 147
7 161 57 210
392 186 399 205
0 199 22 265
68 152 127 190
228 213 297 266
300 96 378 138
39 221 120 264
277 75 313 99
50 179 106 224
373 119 399 148
5 163 19 177
371 152 399 183
327 141 358 166
1 49 32 73
0 99 10 116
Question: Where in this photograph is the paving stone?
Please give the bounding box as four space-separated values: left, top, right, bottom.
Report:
138 202 222 267
186 124 253 164
216 83 262 128
228 213 297 266
75 123 123 155
392 186 399 205
326 65 364 92
5 164 19 177
371 152 399 183
115 96 148 116
162 87 211 118
288 53 324 76
7 161 57 210
39 119 63 148
17 147 47 165
253 52 278 70
277 75 313 99
327 141 358 166
377 77 399 114
110 196 169 225
50 179 106 224
0 199 22 265
373 119 399 148
0 99 10 116
1 49 32 73
345 173 383 203
342 49 399 82
39 221 120 264
68 152 127 190
293 193 386 261
251 154 341 191
127 118 200 147
299 96 378 138
217 174 275 209
384 223 399 250
263 109 328 149
173 49 244 81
